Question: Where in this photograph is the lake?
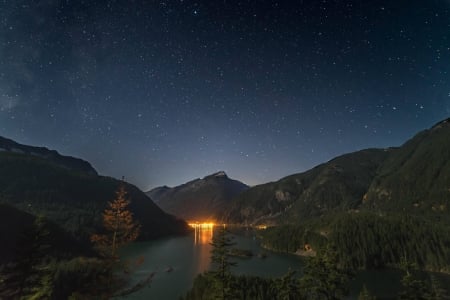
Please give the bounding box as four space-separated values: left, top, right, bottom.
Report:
120 226 448 299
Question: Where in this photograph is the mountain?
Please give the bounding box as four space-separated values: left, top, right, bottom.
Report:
147 186 171 203
0 136 189 243
223 149 391 225
363 118 450 221
147 171 249 221
228 119 450 272
0 136 97 175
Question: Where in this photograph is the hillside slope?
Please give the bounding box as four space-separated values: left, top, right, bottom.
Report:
364 118 450 222
0 138 189 242
224 149 391 225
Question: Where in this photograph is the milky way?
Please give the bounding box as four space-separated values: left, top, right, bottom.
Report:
0 0 449 189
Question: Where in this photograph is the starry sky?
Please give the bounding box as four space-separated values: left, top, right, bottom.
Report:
0 0 449 190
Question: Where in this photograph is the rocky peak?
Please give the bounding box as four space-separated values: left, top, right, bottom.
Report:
205 171 228 179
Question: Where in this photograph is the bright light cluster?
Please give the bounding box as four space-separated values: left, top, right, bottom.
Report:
188 222 215 229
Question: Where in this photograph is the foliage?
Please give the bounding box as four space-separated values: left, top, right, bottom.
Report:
91 185 140 259
260 212 450 272
274 269 301 300
0 216 53 299
208 226 237 299
364 120 450 224
261 223 327 253
330 213 450 271
299 244 351 300
52 257 113 299
184 273 301 300
0 151 188 244
185 235 350 300
224 149 389 225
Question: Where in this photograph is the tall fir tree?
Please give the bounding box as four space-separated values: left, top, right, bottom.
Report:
91 184 140 260
275 269 301 300
208 225 237 300
299 244 350 300
0 215 53 299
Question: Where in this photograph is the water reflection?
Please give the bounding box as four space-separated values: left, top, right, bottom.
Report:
192 223 214 245
191 224 214 274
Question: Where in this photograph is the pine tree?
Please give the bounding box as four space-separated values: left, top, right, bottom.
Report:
0 215 53 299
209 225 237 300
91 184 140 260
299 244 350 300
276 269 301 300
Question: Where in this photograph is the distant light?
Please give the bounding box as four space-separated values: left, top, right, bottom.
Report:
188 222 216 229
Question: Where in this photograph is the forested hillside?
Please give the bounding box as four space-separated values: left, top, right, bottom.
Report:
261 212 450 272
224 149 390 225
0 144 189 243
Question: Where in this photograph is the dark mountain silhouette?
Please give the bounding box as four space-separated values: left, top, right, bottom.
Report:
225 118 450 226
147 186 171 203
363 118 450 221
147 171 249 221
0 136 97 175
228 119 450 272
224 149 390 225
0 136 189 243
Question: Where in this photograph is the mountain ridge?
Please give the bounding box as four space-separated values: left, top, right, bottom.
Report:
224 118 450 225
0 136 97 175
0 137 189 244
223 148 391 225
147 171 249 221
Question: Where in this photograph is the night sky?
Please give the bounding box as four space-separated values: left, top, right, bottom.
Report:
0 0 449 190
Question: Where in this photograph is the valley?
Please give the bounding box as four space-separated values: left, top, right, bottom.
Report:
1 118 450 298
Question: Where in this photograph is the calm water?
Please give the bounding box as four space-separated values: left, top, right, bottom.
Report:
120 227 304 299
120 227 448 299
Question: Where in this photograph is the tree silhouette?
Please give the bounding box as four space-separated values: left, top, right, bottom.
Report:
0 216 52 299
91 184 140 260
209 225 236 300
275 269 301 300
299 244 350 300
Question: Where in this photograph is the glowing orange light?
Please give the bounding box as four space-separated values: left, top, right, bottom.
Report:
188 222 216 229
189 221 216 245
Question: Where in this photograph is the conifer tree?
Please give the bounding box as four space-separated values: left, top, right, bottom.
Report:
209 225 236 300
91 184 140 260
0 216 52 299
276 269 301 300
299 244 350 300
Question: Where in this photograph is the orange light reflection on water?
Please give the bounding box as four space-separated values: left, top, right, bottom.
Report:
189 222 215 245
188 222 216 274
